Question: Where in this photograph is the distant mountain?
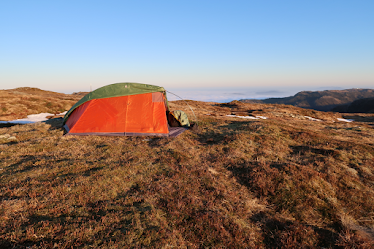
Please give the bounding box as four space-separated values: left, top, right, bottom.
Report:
240 89 374 112
332 97 374 113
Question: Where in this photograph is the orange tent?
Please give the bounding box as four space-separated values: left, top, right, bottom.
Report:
63 83 187 137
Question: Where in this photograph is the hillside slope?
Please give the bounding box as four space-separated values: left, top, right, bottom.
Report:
0 87 86 121
240 89 374 112
1 100 374 248
333 97 374 113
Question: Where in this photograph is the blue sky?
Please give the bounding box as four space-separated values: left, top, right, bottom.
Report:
1 0 373 100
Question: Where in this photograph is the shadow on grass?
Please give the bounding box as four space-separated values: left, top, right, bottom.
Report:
5 155 38 173
0 123 21 128
290 145 338 157
197 120 256 145
6 155 102 174
57 165 105 179
43 117 65 131
1 184 160 248
251 212 339 248
146 120 256 146
227 161 341 248
147 137 171 148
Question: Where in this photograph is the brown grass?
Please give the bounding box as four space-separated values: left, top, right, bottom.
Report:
1 91 374 248
0 88 83 121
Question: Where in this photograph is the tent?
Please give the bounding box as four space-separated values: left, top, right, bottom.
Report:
63 82 188 137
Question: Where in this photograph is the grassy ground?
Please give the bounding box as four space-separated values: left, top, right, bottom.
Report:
0 87 85 121
1 93 374 248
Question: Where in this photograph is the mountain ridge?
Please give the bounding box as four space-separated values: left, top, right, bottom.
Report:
240 88 374 112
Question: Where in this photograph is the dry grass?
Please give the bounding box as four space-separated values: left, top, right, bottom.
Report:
1 92 374 248
0 87 84 121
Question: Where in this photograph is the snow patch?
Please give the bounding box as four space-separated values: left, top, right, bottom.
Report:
256 116 268 120
304 116 322 122
226 115 267 120
0 111 67 124
337 118 354 122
